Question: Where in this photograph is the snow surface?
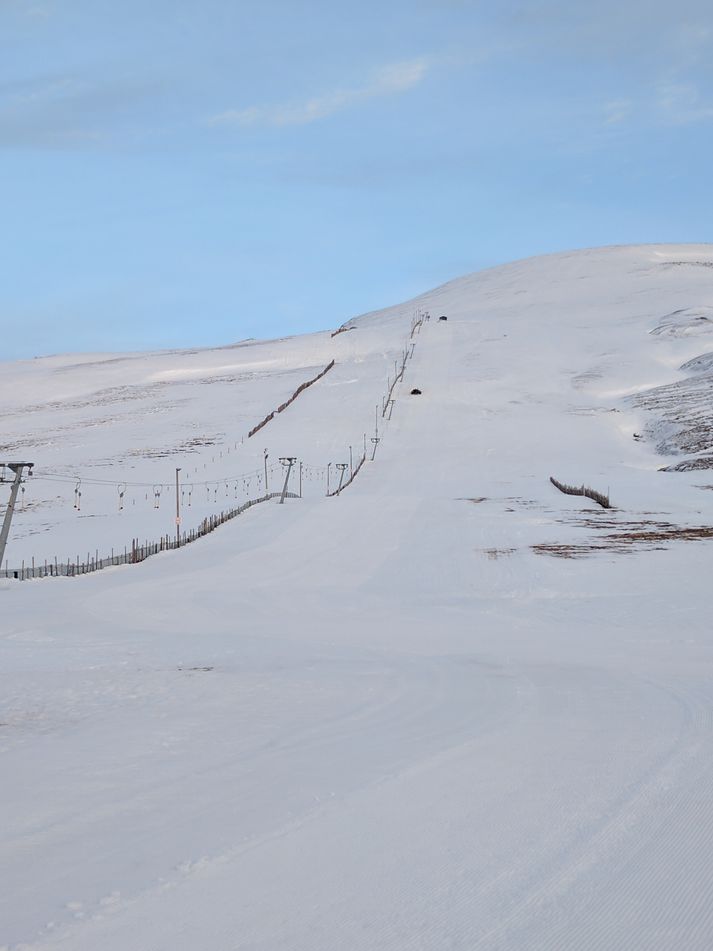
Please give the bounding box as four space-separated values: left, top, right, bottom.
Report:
3 244 713 949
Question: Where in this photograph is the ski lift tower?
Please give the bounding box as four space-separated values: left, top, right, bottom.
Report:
278 457 297 504
0 462 34 569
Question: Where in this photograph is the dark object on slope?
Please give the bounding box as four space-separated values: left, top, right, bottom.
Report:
439 315 448 321
550 476 611 509
410 388 422 395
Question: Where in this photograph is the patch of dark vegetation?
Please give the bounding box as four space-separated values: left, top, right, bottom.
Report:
181 436 220 450
664 261 713 269
126 435 220 459
571 368 603 389
630 374 713 455
532 544 598 558
503 497 541 508
650 307 713 337
0 383 171 420
660 456 713 472
331 326 355 338
680 352 713 374
482 548 515 560
533 519 713 558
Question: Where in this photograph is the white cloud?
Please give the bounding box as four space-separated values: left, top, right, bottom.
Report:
207 58 430 128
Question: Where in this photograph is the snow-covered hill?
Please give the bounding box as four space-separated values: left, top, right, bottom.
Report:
3 245 713 950
3 243 713 568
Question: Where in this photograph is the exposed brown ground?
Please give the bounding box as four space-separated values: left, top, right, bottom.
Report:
533 516 713 558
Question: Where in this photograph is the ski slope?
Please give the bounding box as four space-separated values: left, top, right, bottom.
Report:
3 244 713 949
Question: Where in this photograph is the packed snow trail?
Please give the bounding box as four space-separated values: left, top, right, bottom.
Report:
3 245 713 949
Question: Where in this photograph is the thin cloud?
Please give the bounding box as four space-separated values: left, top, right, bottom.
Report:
598 80 713 133
603 99 634 125
208 58 430 128
656 81 713 124
0 72 164 149
2 0 54 18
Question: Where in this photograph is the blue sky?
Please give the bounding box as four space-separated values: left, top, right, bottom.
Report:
2 0 713 359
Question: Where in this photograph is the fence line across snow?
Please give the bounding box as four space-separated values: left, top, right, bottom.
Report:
549 476 611 509
1 491 299 581
326 452 367 497
247 360 335 439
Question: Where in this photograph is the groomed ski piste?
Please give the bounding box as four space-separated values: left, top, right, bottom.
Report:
3 244 713 949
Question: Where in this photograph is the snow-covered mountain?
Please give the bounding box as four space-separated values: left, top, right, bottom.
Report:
3 244 713 950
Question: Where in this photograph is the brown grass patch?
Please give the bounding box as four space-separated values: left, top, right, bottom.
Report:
533 520 713 558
